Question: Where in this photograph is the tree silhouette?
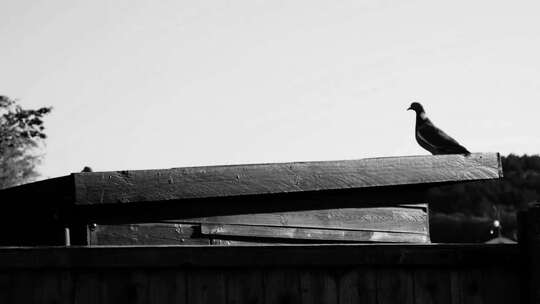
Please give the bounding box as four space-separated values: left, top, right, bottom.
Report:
0 96 51 189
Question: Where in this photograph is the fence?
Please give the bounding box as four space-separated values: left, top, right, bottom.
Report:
0 242 525 304
1 153 532 303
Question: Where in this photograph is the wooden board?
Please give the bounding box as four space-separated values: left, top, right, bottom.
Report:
201 223 428 243
181 206 428 233
72 153 501 205
89 223 210 245
88 205 429 245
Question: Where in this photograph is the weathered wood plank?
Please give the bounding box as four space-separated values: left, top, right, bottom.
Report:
72 153 501 205
201 223 428 243
89 223 210 245
180 206 428 234
0 244 519 269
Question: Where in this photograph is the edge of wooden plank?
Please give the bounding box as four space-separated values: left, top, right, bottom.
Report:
72 153 502 205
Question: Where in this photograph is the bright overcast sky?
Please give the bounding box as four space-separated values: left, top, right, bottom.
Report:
1 0 540 179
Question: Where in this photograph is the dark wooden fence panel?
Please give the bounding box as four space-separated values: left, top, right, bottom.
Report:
0 244 522 304
0 266 520 304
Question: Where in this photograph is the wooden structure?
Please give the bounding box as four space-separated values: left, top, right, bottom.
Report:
0 153 501 246
0 243 523 304
2 152 529 304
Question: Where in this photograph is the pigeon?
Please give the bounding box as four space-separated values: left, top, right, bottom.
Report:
407 102 470 155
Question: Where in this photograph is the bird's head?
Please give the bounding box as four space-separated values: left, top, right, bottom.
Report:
407 102 425 113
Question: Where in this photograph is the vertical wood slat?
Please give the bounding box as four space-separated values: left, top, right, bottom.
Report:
264 269 301 304
0 272 10 304
414 268 451 304
101 270 148 304
338 268 376 304
148 270 186 304
450 270 462 304
376 268 414 304
74 272 103 304
481 266 521 304
458 269 483 304
300 269 338 304
226 270 264 304
10 270 37 304
187 270 226 304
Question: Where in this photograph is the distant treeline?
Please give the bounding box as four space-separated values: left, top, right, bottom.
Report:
429 154 540 243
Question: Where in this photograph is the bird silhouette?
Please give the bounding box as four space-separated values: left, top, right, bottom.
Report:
81 166 93 172
407 102 470 155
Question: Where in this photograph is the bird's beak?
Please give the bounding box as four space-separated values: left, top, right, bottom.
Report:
407 106 412 111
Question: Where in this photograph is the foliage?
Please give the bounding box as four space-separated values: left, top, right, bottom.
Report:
0 96 51 189
429 154 540 242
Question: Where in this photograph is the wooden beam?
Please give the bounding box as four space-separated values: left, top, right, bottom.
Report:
175 206 428 234
200 223 429 243
72 153 501 205
0 244 518 269
89 223 210 246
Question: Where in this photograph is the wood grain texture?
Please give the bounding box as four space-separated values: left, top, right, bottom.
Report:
0 244 519 269
72 153 501 205
181 206 428 234
201 223 428 243
89 223 210 245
